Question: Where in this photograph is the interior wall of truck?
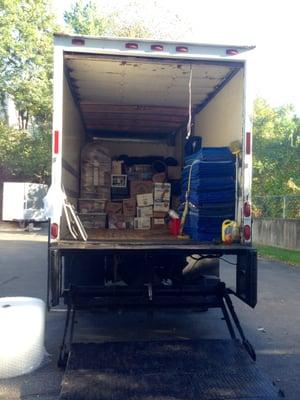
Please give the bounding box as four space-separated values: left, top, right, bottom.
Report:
59 52 245 288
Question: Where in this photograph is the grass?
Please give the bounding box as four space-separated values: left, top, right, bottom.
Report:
255 244 300 266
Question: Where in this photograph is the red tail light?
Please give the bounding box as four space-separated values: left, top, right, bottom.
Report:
125 42 138 49
151 44 164 51
244 201 251 217
53 130 59 154
176 46 188 53
51 223 59 239
72 38 85 46
244 225 251 240
226 49 239 56
246 131 251 155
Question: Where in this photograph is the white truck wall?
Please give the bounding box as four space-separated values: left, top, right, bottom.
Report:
62 75 85 200
193 70 244 146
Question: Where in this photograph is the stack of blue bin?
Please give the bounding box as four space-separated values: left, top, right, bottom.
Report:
180 147 236 242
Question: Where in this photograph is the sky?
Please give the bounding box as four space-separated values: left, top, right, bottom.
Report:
52 0 300 114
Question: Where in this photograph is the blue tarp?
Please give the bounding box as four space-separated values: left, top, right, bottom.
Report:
180 147 236 242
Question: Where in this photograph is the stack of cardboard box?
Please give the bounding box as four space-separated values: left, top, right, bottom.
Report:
78 149 181 232
78 144 111 230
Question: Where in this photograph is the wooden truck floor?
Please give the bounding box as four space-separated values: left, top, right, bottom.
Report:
59 339 281 400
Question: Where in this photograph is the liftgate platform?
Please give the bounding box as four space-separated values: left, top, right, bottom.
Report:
58 280 282 399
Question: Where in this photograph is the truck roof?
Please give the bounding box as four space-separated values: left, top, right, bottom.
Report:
54 32 255 53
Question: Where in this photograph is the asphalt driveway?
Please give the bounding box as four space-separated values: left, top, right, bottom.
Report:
0 226 299 399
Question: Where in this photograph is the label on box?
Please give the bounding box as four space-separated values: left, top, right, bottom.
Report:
136 193 153 207
153 218 165 225
152 218 167 230
123 198 136 216
112 160 123 175
137 205 153 218
106 202 122 215
134 217 151 230
154 183 171 202
111 174 127 188
130 181 153 196
153 200 170 212
108 215 126 229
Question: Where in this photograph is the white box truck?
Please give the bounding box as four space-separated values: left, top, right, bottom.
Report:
47 35 279 400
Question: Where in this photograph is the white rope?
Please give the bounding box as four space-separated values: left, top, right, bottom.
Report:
179 65 194 236
186 65 193 139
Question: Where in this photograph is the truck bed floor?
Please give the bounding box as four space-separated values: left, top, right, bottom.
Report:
60 339 281 400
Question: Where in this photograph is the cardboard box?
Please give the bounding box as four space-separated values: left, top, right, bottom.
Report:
136 193 153 207
167 166 181 180
81 186 111 200
111 174 127 188
152 172 166 183
106 202 122 215
153 183 171 212
153 211 167 218
97 187 111 200
79 213 107 229
154 183 171 202
78 199 107 213
111 160 123 175
152 218 167 229
137 205 153 218
130 181 153 196
124 217 134 229
153 200 170 213
123 198 136 217
133 164 152 173
171 195 181 211
108 215 126 229
134 217 151 230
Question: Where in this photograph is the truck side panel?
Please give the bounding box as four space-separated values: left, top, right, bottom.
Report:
193 69 244 147
62 74 85 200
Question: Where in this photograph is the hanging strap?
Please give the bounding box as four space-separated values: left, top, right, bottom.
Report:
179 65 194 236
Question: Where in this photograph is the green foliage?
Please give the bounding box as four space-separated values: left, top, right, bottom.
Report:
0 0 56 130
256 245 300 266
64 0 110 36
0 121 51 183
0 0 56 182
253 98 300 197
64 0 153 38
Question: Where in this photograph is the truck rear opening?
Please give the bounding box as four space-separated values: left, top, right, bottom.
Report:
52 35 252 243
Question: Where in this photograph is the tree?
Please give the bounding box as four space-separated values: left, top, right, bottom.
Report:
252 98 300 217
64 1 110 36
0 0 56 130
0 122 51 183
64 0 155 38
0 0 56 183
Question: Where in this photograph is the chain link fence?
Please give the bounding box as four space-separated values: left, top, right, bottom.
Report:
253 195 300 219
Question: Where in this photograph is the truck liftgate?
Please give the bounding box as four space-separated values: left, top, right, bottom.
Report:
55 274 282 399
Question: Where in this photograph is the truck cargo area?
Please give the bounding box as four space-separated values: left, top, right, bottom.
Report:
58 44 247 244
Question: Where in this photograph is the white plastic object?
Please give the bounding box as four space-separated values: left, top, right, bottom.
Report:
168 209 180 219
0 297 46 379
